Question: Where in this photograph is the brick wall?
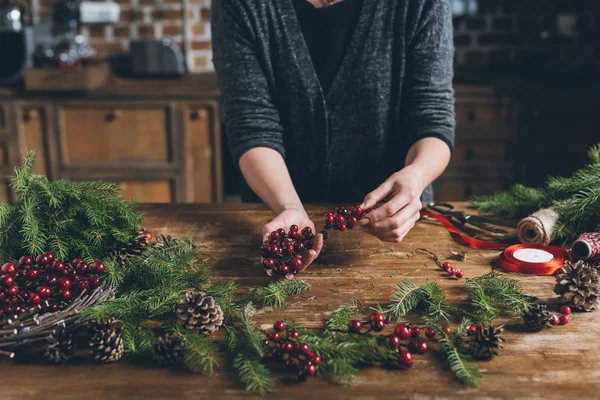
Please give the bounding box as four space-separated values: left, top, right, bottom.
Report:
453 0 600 72
29 0 213 72
29 0 600 74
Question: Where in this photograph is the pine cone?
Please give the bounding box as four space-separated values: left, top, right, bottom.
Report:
522 304 551 332
469 325 504 360
153 332 188 366
45 329 75 364
176 291 224 335
554 260 600 312
88 318 124 363
111 229 152 267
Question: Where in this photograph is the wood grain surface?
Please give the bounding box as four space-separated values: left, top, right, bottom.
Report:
2 203 599 400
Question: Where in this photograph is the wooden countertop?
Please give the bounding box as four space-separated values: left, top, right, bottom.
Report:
2 203 599 399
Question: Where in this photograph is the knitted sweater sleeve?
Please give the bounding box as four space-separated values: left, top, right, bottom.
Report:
401 0 455 153
211 0 285 164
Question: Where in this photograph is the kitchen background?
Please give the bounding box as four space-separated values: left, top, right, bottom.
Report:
0 0 598 204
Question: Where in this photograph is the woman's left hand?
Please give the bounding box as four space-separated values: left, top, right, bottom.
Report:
358 166 424 242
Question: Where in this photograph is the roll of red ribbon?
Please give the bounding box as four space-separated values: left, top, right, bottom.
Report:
498 244 571 275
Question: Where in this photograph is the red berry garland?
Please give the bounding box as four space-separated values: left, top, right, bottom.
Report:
260 225 321 278
263 321 321 382
0 252 106 316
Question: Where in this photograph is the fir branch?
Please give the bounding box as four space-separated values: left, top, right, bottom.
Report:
418 282 454 327
470 184 546 218
324 297 363 333
438 319 481 387
233 354 276 396
382 280 420 322
102 258 126 289
246 279 311 307
178 329 221 376
122 322 156 355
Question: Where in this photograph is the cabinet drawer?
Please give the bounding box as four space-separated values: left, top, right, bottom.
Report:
117 181 173 203
59 104 171 165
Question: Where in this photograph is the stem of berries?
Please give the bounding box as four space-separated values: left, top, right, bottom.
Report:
416 248 465 279
263 320 321 382
261 226 319 278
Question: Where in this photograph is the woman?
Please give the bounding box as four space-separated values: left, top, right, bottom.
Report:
212 0 454 269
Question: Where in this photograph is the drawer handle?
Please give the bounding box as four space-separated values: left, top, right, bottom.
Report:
467 110 477 122
105 110 121 122
191 109 208 121
23 109 39 122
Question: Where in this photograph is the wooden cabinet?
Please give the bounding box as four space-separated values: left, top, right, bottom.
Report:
0 75 222 204
432 85 518 201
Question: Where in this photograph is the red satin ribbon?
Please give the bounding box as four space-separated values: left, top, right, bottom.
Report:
499 244 571 275
419 211 571 275
419 211 509 249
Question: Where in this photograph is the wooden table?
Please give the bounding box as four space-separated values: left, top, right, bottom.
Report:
3 204 599 399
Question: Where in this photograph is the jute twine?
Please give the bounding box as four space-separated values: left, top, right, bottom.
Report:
517 208 560 246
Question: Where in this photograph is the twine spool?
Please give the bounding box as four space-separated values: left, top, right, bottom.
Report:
571 232 600 262
517 208 560 246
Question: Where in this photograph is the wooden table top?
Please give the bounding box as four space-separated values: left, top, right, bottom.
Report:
3 203 599 400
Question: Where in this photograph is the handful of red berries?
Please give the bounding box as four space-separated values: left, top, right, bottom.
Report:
348 312 435 367
323 205 365 232
264 320 321 382
0 252 105 318
261 226 318 278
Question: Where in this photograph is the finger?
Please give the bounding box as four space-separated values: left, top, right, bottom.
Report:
365 199 422 232
360 192 412 226
300 233 324 272
364 211 420 242
360 180 394 212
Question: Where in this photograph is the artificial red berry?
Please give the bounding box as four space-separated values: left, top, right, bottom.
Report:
325 215 335 225
301 227 312 236
290 257 303 271
92 261 105 274
3 305 13 313
348 320 362 333
394 324 411 339
550 315 560 326
467 325 477 335
351 205 363 217
288 230 298 239
44 252 55 264
76 278 89 291
142 231 153 241
347 216 358 226
1 263 16 275
263 258 276 270
19 256 33 266
298 342 311 355
36 285 52 297
6 285 18 297
58 277 71 289
47 276 58 286
270 244 281 255
288 330 300 340
77 263 91 276
411 326 421 337
290 224 299 232
311 355 321 366
444 326 453 335
281 341 294 353
336 206 348 216
442 261 451 271
559 314 569 325
269 332 281 342
279 264 290 275
29 292 41 304
71 258 84 267
277 228 286 237
36 253 50 266
371 320 385 332
89 275 101 288
413 340 428 354
560 305 571 315
270 231 281 241
273 320 286 332
370 312 385 323
447 267 456 276
304 363 317 376
339 224 347 231
59 289 72 300
388 334 401 348
2 275 15 287
305 239 314 249
399 349 413 366
425 328 436 338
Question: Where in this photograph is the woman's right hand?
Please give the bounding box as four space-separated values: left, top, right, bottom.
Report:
262 206 324 276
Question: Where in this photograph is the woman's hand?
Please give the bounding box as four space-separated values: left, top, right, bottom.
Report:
262 206 324 275
358 165 424 242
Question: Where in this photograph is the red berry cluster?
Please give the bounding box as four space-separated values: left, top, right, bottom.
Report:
550 305 571 326
440 261 464 279
263 320 321 382
348 313 438 367
261 226 317 278
0 252 105 318
324 205 364 232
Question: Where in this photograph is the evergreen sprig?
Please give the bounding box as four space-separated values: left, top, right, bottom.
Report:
178 328 222 375
246 279 311 307
471 142 600 239
381 280 420 322
418 282 455 327
324 297 364 333
438 319 481 387
0 151 142 261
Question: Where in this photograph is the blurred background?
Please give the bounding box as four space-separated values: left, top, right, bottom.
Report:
0 0 598 204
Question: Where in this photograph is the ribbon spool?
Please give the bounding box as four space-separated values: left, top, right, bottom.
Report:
498 244 571 275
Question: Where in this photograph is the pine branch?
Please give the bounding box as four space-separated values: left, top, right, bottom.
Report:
233 354 276 396
246 279 311 307
178 329 221 375
122 322 156 355
418 282 454 326
324 297 363 333
438 319 481 387
382 280 420 322
470 184 546 217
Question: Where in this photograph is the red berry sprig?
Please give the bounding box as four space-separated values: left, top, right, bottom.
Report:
263 320 321 382
260 225 320 278
417 249 465 279
323 205 365 232
0 252 107 318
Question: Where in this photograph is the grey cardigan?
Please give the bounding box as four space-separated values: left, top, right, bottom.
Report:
212 0 455 202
